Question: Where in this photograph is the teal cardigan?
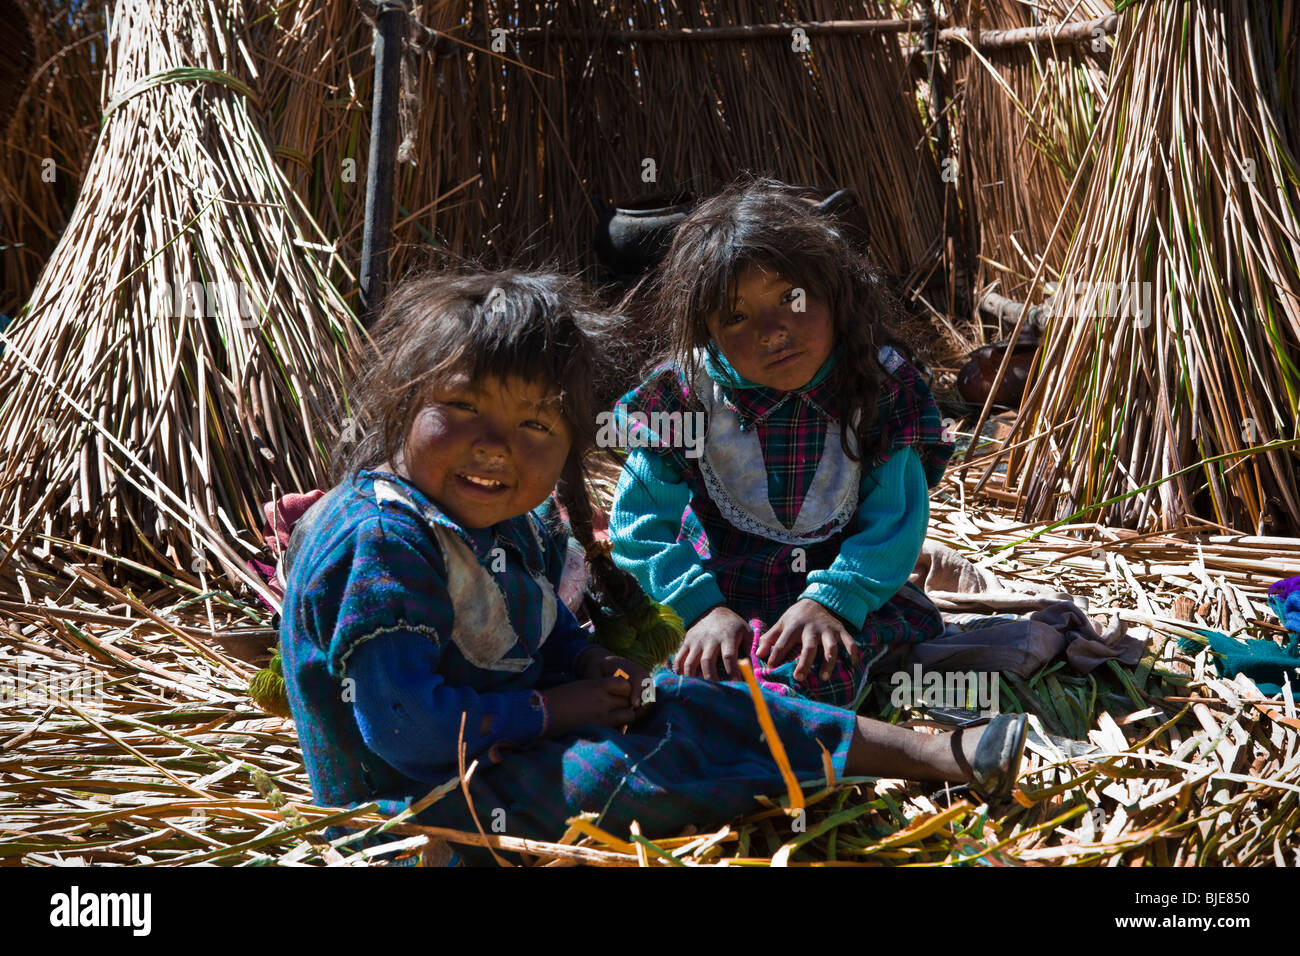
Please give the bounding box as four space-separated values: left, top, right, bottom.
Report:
608 351 930 629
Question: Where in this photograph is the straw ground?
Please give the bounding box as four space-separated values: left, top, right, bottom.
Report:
3 454 1299 866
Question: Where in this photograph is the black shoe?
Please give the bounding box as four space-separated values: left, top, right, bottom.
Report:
967 713 1029 803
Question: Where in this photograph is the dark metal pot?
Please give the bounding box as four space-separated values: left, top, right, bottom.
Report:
592 192 695 280
592 185 871 282
793 185 871 251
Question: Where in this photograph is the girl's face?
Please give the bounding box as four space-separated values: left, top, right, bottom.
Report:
394 372 572 529
705 262 835 391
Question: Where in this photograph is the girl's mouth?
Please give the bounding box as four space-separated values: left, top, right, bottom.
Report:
455 472 509 496
767 350 802 368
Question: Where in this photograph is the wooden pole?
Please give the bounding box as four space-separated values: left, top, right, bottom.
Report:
488 13 1119 50
939 14 1119 50
507 19 931 43
924 4 960 316
359 0 408 326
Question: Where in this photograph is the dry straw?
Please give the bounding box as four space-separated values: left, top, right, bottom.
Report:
0 0 366 592
3 480 1299 865
975 0 1300 536
948 0 1113 314
250 0 946 289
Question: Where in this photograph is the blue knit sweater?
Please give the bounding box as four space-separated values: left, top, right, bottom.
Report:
279 470 598 811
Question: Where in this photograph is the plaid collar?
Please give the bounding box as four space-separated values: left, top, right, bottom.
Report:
702 348 839 430
356 469 547 575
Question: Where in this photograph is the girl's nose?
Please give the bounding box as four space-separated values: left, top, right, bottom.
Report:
471 420 509 457
757 308 790 346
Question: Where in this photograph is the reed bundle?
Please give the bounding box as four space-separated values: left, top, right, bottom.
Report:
986 0 1300 536
0 0 365 591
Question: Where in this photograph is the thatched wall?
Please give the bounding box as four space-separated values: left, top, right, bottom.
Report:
948 0 1112 318
255 0 947 295
0 1 106 317
3 1 1111 327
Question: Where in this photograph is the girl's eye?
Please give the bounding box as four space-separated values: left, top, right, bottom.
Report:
446 400 476 412
780 288 798 304
522 419 553 432
725 311 746 327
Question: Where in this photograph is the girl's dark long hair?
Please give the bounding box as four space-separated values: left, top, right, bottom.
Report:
641 176 905 462
333 267 645 615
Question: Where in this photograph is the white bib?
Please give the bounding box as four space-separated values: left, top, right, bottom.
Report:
690 354 861 545
373 478 556 673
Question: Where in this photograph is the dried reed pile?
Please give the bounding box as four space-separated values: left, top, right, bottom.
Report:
984 0 1300 536
2 470 1299 866
0 0 365 592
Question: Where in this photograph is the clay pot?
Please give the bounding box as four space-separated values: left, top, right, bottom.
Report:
592 192 694 279
956 329 1042 409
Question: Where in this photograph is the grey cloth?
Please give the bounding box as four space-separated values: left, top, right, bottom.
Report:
910 540 1074 608
906 541 1146 677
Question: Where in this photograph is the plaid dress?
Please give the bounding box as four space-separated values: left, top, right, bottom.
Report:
613 346 953 707
279 470 858 863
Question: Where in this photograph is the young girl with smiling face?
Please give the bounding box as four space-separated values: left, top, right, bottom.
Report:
609 179 954 708
278 269 1024 864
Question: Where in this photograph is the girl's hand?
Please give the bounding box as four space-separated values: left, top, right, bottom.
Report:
673 606 751 681
542 678 639 738
575 650 654 719
756 599 859 681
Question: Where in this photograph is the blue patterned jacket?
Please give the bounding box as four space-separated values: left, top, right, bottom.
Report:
279 469 597 814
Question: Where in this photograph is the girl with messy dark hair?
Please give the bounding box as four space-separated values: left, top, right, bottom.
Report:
609 178 955 708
